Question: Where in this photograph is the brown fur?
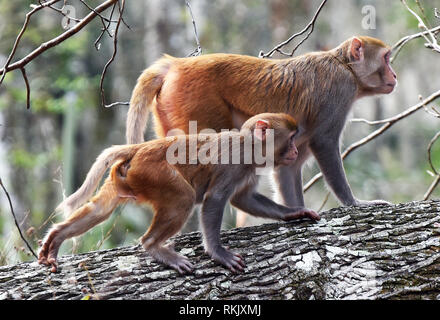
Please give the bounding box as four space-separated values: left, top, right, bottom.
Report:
40 113 317 274
125 36 396 218
126 36 389 146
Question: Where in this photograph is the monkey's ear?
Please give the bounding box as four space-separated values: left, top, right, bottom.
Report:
254 120 270 141
350 37 364 61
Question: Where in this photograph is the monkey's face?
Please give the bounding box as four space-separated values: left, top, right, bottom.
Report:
244 113 300 167
275 129 299 166
349 38 397 95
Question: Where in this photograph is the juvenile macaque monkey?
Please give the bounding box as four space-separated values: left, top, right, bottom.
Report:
126 36 397 209
39 113 319 274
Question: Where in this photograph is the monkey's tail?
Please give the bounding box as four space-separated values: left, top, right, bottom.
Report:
126 56 172 144
56 145 139 216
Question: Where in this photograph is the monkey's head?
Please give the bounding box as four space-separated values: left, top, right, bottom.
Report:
344 36 397 96
242 113 300 166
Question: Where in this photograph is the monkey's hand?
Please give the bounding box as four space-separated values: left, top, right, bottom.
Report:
208 246 246 273
38 230 61 273
282 208 320 222
354 199 392 207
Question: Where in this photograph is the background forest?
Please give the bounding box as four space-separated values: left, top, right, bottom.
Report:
0 0 439 266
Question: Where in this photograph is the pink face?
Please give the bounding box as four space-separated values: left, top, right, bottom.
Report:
253 121 299 166
350 38 398 95
279 132 299 166
379 49 397 94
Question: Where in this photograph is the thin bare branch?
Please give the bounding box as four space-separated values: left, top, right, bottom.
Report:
427 131 440 176
47 3 82 23
20 67 31 110
259 0 328 58
79 0 118 24
186 1 202 57
424 130 440 200
94 2 117 51
430 105 440 117
391 25 440 63
0 0 62 85
423 102 440 118
0 0 118 77
0 178 38 259
424 175 440 200
99 0 125 108
415 0 432 29
351 90 440 126
401 0 440 53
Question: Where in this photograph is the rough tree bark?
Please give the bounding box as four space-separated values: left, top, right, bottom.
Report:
1 200 440 300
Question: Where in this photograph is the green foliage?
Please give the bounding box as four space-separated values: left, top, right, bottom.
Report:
9 149 41 169
8 146 60 169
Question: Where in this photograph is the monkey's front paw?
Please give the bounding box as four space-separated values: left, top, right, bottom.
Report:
283 208 320 222
38 234 61 273
209 246 245 273
354 199 392 207
38 247 59 273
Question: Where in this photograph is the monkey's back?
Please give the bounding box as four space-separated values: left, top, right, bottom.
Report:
153 50 353 136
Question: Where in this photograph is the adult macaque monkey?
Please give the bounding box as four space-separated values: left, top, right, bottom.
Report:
39 113 320 274
127 36 397 209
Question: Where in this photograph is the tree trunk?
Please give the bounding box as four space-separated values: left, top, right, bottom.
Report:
1 200 440 300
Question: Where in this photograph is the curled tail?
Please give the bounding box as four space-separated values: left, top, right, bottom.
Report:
56 145 139 216
126 55 173 144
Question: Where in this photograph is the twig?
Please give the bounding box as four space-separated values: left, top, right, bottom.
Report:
94 2 117 50
391 25 440 63
99 0 125 108
351 90 440 126
186 1 202 57
401 0 440 53
78 0 130 30
415 0 431 29
92 0 131 51
424 175 440 200
431 105 440 116
0 178 38 259
46 2 82 23
424 131 440 200
427 131 440 176
0 0 62 85
0 0 119 77
79 0 119 24
259 0 328 58
20 67 31 109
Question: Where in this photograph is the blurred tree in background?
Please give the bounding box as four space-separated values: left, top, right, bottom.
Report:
0 0 439 266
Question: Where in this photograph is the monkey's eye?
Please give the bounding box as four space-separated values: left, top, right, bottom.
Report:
384 52 391 64
289 132 297 142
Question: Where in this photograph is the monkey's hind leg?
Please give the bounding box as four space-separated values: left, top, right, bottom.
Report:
140 189 195 274
38 178 123 272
